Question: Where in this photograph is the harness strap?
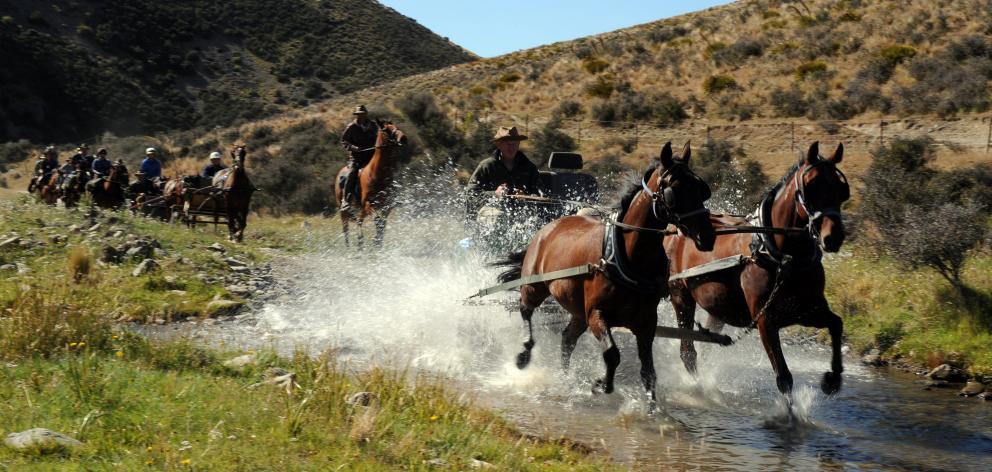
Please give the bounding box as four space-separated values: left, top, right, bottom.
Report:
467 263 597 299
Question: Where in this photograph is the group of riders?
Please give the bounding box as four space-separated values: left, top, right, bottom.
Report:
27 143 231 208
339 104 538 212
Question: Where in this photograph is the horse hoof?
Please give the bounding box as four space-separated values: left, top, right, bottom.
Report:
515 350 531 370
591 378 613 395
821 371 842 395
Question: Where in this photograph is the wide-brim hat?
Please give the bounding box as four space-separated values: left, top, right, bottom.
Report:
493 126 527 143
352 105 368 115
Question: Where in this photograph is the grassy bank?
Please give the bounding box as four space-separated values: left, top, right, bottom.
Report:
0 199 613 469
0 340 610 470
825 244 992 377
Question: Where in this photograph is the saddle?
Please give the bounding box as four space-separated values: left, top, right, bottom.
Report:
600 209 668 296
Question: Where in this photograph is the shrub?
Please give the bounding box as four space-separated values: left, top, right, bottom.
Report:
551 100 583 120
704 42 728 59
530 120 577 165
645 24 687 44
498 71 521 83
769 87 808 117
585 75 616 98
892 203 987 288
795 60 828 81
581 57 609 74
710 39 764 66
879 44 917 64
702 75 737 95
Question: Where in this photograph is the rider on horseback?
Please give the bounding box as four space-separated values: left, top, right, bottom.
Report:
201 151 227 182
465 126 541 214
339 105 377 211
139 147 163 181
71 144 95 176
29 146 59 192
91 148 112 176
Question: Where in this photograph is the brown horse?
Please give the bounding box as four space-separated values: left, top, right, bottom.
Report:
333 120 407 248
88 163 129 209
162 175 196 223
213 146 255 242
666 142 850 396
34 172 60 206
495 143 716 404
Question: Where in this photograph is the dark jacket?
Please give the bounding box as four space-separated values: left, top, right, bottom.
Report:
466 150 541 195
35 158 59 176
201 163 227 179
340 119 378 167
139 157 162 179
92 157 112 176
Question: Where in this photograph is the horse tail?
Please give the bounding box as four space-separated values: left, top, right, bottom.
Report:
491 249 527 283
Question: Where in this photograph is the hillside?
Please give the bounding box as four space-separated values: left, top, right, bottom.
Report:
0 0 475 143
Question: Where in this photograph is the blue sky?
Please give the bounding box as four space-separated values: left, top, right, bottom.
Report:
379 0 732 58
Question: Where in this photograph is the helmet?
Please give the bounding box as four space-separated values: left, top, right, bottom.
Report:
145 147 157 155
209 151 222 160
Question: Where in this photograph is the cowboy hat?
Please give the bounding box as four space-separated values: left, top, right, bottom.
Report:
352 105 368 115
492 126 527 143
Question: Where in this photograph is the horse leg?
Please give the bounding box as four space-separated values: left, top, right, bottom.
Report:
236 209 247 242
356 219 364 250
589 309 620 394
634 328 658 405
560 315 587 372
806 305 844 395
515 282 550 370
340 212 350 247
671 286 699 375
757 318 792 395
373 214 386 248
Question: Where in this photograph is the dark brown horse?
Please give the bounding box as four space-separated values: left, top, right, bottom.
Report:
333 120 407 248
213 146 255 242
666 142 850 396
88 162 129 209
34 172 60 206
495 143 716 404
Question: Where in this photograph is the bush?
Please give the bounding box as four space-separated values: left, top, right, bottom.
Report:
795 60 828 81
581 57 609 74
585 75 617 98
710 38 764 66
702 75 737 95
892 203 987 287
769 87 807 117
645 24 688 44
590 91 686 127
551 100 583 120
530 121 577 165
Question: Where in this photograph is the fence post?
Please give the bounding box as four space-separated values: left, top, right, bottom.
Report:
790 122 795 152
634 122 639 150
986 116 992 154
705 125 711 144
524 115 529 135
879 120 884 146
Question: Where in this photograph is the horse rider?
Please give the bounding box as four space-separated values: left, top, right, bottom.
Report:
201 151 227 182
465 126 542 215
339 105 377 210
91 148 112 177
127 170 161 199
71 144 95 175
139 147 163 181
29 146 59 192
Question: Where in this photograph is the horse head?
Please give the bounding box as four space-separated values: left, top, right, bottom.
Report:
647 142 716 251
231 145 247 168
795 142 849 252
109 162 129 185
375 120 408 148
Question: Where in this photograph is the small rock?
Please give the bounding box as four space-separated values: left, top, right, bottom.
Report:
68 224 82 233
169 290 188 296
132 259 159 277
861 354 885 366
112 230 124 238
16 262 30 275
0 264 15 271
154 318 166 325
960 381 986 397
206 299 244 317
346 391 379 407
206 243 226 253
101 245 123 264
470 458 496 469
979 391 992 401
87 223 101 233
224 257 248 267
426 459 448 468
153 247 169 258
226 285 252 297
229 266 250 274
4 428 82 451
223 353 257 369
164 275 177 284
125 246 152 260
18 239 33 248
926 364 954 381
47 234 64 244
922 379 951 389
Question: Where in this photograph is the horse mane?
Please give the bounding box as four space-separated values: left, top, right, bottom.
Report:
764 156 804 197
617 162 658 212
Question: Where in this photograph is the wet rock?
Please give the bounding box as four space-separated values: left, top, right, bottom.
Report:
87 223 101 233
979 391 992 401
0 264 15 272
205 299 244 317
226 285 253 297
346 391 378 407
101 245 123 264
223 353 257 370
132 259 159 277
125 246 153 260
861 348 885 366
960 381 986 397
922 379 951 389
926 364 955 381
4 428 82 451
206 243 226 253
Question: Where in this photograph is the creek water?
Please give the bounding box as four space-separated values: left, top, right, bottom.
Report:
181 209 990 472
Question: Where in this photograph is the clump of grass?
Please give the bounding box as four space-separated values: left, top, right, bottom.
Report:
702 74 737 95
67 246 92 283
794 60 828 81
581 56 609 74
0 283 115 360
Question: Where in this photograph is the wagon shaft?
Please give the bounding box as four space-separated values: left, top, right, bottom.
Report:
654 326 733 346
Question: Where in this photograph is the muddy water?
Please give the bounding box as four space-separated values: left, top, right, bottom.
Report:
178 213 991 471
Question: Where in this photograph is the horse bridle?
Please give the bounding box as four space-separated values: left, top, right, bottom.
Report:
641 163 711 229
792 159 849 238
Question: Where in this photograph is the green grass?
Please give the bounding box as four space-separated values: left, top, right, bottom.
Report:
825 243 992 377
0 341 613 470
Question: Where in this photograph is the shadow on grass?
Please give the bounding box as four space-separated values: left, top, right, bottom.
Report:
936 283 992 331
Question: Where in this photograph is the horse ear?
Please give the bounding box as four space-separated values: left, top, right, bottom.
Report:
680 141 691 163
659 142 674 167
828 143 844 164
805 141 820 164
